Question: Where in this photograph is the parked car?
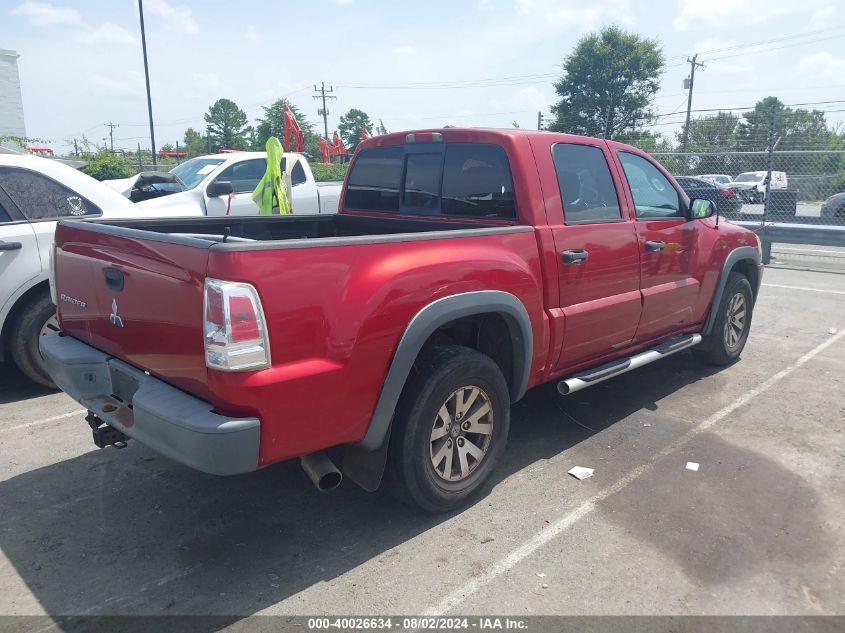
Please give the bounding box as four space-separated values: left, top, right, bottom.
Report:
820 192 845 224
696 174 733 186
729 171 788 203
104 171 186 203
0 154 201 387
675 176 743 217
106 152 342 216
42 129 762 512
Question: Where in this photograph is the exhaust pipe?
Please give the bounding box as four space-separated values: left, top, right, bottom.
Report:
301 452 343 491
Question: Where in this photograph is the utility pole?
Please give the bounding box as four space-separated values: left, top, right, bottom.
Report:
682 54 705 152
762 107 777 224
537 112 544 131
138 0 157 165
312 82 337 141
104 121 119 152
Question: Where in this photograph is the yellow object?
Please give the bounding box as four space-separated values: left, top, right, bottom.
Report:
251 136 290 215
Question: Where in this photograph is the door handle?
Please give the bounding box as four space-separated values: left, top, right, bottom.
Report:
0 241 22 252
645 240 666 252
562 249 589 264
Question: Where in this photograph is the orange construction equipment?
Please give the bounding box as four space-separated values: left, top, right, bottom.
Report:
283 105 305 153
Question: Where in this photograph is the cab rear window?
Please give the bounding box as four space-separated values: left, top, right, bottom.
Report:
345 143 516 220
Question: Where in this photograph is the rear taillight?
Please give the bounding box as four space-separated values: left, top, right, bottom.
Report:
719 188 734 197
203 278 270 371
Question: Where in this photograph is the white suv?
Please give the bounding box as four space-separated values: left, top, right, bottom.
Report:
0 155 190 387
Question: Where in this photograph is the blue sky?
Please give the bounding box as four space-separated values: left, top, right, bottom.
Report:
3 0 845 154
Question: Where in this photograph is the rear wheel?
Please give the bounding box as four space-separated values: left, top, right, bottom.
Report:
10 292 58 388
693 272 753 366
386 346 510 513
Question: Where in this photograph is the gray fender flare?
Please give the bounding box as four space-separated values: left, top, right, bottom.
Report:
358 290 533 450
702 246 762 336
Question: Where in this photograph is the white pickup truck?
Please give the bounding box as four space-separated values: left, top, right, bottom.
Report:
0 154 198 387
107 152 342 215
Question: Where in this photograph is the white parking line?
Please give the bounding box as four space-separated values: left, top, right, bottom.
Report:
0 409 86 433
763 283 845 296
423 328 845 616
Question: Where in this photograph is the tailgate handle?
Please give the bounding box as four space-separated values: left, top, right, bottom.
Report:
104 268 124 291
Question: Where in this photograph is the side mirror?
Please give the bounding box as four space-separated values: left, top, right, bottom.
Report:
689 198 716 220
207 180 234 197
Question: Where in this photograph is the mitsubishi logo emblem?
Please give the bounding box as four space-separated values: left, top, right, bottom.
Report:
109 299 124 328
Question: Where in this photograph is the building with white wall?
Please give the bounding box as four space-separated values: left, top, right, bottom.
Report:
0 49 26 147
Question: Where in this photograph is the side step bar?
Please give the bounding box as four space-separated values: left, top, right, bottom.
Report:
557 333 702 395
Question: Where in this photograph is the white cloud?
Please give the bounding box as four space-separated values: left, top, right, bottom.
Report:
244 27 262 43
798 51 845 80
144 0 199 34
674 0 831 31
508 86 549 111
333 0 354 4
515 0 634 29
87 23 139 46
11 1 84 28
394 45 418 56
84 71 143 97
807 5 836 29
11 2 139 47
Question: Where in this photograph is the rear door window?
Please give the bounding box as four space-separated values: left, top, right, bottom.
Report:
0 168 102 220
552 143 621 224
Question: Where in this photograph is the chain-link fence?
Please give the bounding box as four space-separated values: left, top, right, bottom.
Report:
627 104 845 225
653 149 845 225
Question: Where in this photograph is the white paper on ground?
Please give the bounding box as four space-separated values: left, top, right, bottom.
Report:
686 462 700 472
568 466 594 480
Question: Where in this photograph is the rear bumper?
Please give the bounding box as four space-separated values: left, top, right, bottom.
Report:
39 334 260 475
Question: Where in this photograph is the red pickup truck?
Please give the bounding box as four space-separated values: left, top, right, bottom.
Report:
42 129 762 512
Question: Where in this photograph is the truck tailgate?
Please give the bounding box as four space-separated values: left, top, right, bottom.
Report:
54 222 213 399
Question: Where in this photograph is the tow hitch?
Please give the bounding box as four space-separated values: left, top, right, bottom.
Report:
86 411 129 449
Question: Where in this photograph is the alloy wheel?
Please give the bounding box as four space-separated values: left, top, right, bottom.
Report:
723 292 747 351
429 386 494 482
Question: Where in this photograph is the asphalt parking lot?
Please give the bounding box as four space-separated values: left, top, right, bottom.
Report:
0 264 843 625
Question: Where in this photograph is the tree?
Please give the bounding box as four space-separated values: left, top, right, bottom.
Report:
183 128 207 157
81 150 132 180
203 98 249 151
673 112 744 174
254 98 320 158
338 108 373 152
550 26 664 139
375 119 388 136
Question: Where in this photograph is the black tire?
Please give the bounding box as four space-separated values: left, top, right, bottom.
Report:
10 292 58 389
693 272 754 366
386 345 510 513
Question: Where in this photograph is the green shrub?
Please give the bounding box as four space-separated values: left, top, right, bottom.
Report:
310 162 348 182
82 151 133 181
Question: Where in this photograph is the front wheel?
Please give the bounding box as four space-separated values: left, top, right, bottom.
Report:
693 272 754 366
386 346 510 513
9 292 59 389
